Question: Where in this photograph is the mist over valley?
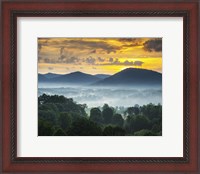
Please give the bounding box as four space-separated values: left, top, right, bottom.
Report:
38 68 162 108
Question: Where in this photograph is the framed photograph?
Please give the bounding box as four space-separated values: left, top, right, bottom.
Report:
1 0 199 173
38 37 162 137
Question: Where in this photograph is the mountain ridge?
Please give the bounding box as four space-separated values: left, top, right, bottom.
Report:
39 71 100 84
94 74 111 79
92 68 162 87
43 73 62 79
38 68 162 86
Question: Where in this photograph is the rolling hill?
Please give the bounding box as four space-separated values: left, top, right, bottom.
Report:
38 74 49 82
43 73 62 79
94 74 111 79
40 71 100 85
38 68 162 86
93 68 162 87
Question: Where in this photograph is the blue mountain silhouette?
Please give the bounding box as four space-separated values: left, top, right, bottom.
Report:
93 68 162 87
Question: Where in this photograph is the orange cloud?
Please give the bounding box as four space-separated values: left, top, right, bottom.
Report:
38 38 162 74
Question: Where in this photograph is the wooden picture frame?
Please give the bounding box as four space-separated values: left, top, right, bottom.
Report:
1 0 199 173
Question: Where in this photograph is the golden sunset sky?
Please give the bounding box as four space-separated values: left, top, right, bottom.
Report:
38 38 162 75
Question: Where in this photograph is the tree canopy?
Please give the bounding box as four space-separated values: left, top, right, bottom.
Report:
38 94 162 136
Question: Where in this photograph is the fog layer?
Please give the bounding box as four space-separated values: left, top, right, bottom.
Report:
38 85 162 108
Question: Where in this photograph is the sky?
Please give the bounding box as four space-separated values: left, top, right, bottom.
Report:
38 38 162 75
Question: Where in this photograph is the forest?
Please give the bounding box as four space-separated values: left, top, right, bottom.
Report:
38 94 162 136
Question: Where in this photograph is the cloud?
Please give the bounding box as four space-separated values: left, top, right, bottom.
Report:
60 46 65 55
117 38 141 43
58 55 66 62
112 59 135 66
39 57 55 64
38 39 49 53
38 56 43 63
38 56 54 64
98 57 105 62
102 58 144 66
124 60 134 66
113 58 120 64
58 56 80 64
65 57 80 64
90 50 96 54
105 58 135 66
143 39 162 52
38 38 161 70
117 38 144 50
122 43 140 48
117 38 135 42
44 58 52 63
48 67 54 70
85 57 96 65
39 39 120 54
38 43 42 53
109 58 114 62
133 61 144 66
66 40 119 54
58 48 80 64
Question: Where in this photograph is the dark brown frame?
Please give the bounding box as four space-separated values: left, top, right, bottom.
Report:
1 0 199 173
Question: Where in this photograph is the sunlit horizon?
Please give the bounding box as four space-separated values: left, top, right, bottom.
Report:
38 38 162 75
39 67 162 76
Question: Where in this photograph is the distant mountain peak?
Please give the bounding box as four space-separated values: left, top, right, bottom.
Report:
119 67 159 73
69 71 87 75
46 72 56 75
42 72 62 79
93 68 162 87
70 71 81 74
39 71 100 85
38 69 161 87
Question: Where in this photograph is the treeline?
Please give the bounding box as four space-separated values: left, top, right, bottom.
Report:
38 94 162 136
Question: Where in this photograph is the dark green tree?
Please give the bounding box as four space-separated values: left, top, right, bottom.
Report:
39 103 58 113
38 119 54 136
53 128 66 136
103 125 125 136
124 115 134 133
102 103 109 110
141 103 162 120
133 106 140 115
89 108 103 124
58 112 72 131
126 107 135 115
133 115 150 132
70 112 82 122
125 115 151 134
67 118 102 136
38 110 57 125
38 94 87 117
151 117 162 134
125 106 140 116
112 114 124 127
102 107 113 124
134 129 157 136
